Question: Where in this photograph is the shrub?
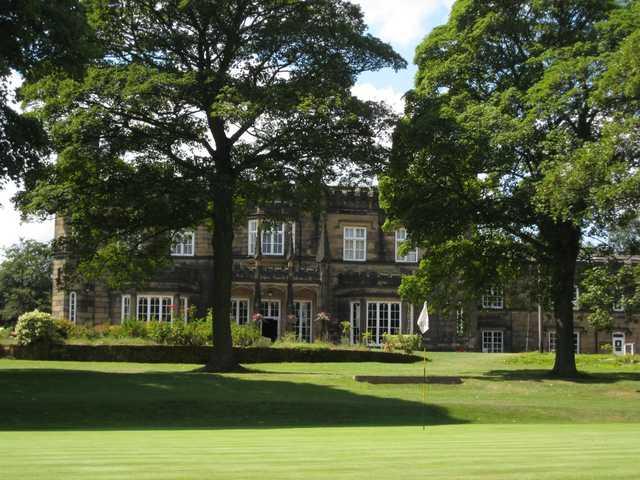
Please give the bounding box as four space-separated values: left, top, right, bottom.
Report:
340 321 351 345
231 322 261 347
121 319 148 338
70 325 100 340
253 336 273 348
167 320 210 346
382 334 422 354
398 334 422 354
53 319 75 339
0 326 10 340
147 321 172 344
600 343 613 354
277 331 299 345
14 310 63 346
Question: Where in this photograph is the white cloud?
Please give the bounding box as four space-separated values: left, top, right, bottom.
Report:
352 82 405 114
0 183 54 257
352 0 454 47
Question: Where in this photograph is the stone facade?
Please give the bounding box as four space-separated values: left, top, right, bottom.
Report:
52 188 639 354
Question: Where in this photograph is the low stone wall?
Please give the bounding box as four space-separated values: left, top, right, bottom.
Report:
0 344 420 364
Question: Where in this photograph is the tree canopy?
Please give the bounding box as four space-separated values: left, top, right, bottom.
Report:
21 0 405 370
0 240 52 323
380 0 640 376
0 0 94 189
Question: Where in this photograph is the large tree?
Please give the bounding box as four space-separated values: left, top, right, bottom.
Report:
0 240 53 324
0 0 94 189
380 0 640 376
21 0 405 370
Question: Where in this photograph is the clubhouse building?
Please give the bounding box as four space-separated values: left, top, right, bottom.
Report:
52 188 638 355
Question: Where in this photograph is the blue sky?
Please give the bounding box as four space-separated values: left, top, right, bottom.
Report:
0 0 453 254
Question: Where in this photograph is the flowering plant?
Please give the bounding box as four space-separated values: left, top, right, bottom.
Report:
314 311 331 323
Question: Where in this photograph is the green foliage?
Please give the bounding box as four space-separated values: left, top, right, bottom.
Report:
230 322 262 347
380 0 640 375
147 321 173 344
381 333 422 354
340 321 351 337
0 240 52 323
120 319 148 338
0 0 97 197
252 337 274 348
579 261 640 332
166 320 211 347
53 318 75 339
18 0 405 365
14 310 62 346
277 331 300 345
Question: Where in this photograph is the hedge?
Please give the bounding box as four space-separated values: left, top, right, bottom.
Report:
0 344 420 364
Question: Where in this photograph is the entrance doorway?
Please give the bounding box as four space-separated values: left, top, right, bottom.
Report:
612 332 625 356
260 301 280 341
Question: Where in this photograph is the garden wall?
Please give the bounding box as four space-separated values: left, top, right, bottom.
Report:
0 344 420 364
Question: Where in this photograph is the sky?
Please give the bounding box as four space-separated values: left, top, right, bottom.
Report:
0 0 454 255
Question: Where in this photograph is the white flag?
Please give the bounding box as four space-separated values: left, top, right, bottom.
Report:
417 302 430 334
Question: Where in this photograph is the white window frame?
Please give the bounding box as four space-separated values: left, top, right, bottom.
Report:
482 330 503 353
136 295 174 322
366 300 402 345
171 230 195 256
231 298 250 325
293 300 312 343
69 291 77 324
262 222 284 256
548 331 580 353
248 220 285 256
178 296 189 322
121 294 131 321
350 301 361 344
248 219 258 256
343 226 367 262
395 228 418 263
572 285 580 311
481 287 504 310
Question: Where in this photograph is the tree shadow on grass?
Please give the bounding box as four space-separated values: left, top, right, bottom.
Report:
471 369 640 384
0 367 465 431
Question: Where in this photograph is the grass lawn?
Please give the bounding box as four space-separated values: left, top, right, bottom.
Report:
1 352 639 479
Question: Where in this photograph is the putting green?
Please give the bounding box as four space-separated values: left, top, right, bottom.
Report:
2 424 638 479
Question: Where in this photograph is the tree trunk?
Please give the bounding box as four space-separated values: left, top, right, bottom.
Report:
205 173 237 372
545 221 580 377
594 329 599 354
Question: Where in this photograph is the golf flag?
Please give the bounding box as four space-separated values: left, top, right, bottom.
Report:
417 302 430 334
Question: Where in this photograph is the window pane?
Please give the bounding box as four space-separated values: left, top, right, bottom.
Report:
138 297 148 321
150 297 160 320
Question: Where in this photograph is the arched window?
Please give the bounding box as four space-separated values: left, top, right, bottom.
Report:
69 291 77 324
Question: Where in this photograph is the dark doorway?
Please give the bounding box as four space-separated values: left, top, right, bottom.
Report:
262 318 278 341
260 300 280 342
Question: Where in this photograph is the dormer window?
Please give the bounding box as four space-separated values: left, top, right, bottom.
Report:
395 228 418 263
343 226 367 261
171 230 195 256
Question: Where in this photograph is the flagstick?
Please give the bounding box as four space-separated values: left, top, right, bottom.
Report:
423 345 427 430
